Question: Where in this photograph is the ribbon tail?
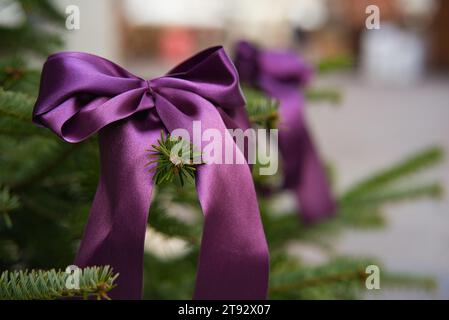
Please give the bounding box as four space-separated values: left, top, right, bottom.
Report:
193 136 269 299
278 91 336 223
153 90 269 299
74 113 161 299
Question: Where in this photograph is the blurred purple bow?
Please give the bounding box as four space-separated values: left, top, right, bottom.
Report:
234 40 336 223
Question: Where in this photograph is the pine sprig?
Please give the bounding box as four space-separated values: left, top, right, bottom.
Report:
147 131 202 186
0 266 118 300
243 87 279 129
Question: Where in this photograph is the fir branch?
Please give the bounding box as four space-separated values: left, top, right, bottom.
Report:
0 127 50 138
0 186 20 229
305 87 342 104
18 0 66 23
0 0 64 58
243 87 279 129
342 183 442 207
0 88 34 122
341 147 444 203
270 268 435 294
268 256 373 299
270 269 366 293
147 131 202 187
11 143 80 191
381 272 436 291
316 54 354 74
0 266 118 300
148 199 201 246
0 25 63 57
0 58 40 94
337 184 441 229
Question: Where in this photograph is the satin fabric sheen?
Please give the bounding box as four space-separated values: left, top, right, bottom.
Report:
33 46 269 300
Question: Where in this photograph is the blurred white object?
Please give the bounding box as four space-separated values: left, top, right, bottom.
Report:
396 0 439 28
124 0 226 28
361 23 425 86
286 242 330 266
144 227 189 260
396 0 438 18
287 0 328 31
0 1 25 27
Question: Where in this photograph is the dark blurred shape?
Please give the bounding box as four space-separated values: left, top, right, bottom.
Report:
429 1 449 70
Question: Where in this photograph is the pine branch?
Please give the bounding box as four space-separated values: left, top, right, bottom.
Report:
0 88 34 122
268 256 372 299
11 143 80 191
337 207 386 229
0 126 51 138
337 184 441 229
0 58 40 95
0 1 64 57
143 252 198 299
148 199 201 246
0 25 62 57
270 269 366 293
18 0 66 23
305 87 342 104
0 186 20 229
341 147 444 203
381 272 436 291
342 183 442 208
0 266 118 300
315 54 354 74
271 268 435 294
243 87 279 129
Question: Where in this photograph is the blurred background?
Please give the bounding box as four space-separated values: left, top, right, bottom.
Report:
1 0 448 299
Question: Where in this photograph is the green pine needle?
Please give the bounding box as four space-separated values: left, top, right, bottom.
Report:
243 87 279 129
316 54 354 74
0 266 118 300
0 58 40 95
0 186 20 229
305 87 342 104
341 147 444 203
147 131 202 187
0 87 34 122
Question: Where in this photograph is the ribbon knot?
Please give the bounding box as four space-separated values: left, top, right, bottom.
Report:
234 41 336 223
33 46 269 300
145 79 154 95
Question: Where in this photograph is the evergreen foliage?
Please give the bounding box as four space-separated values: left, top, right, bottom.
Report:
0 266 117 300
0 0 443 300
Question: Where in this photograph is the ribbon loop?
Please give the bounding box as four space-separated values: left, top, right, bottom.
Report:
33 46 269 299
235 41 313 88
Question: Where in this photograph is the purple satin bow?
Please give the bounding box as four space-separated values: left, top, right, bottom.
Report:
234 41 336 223
33 46 269 299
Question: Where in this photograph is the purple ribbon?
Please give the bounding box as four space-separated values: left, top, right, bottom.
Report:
234 41 336 223
32 46 269 299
